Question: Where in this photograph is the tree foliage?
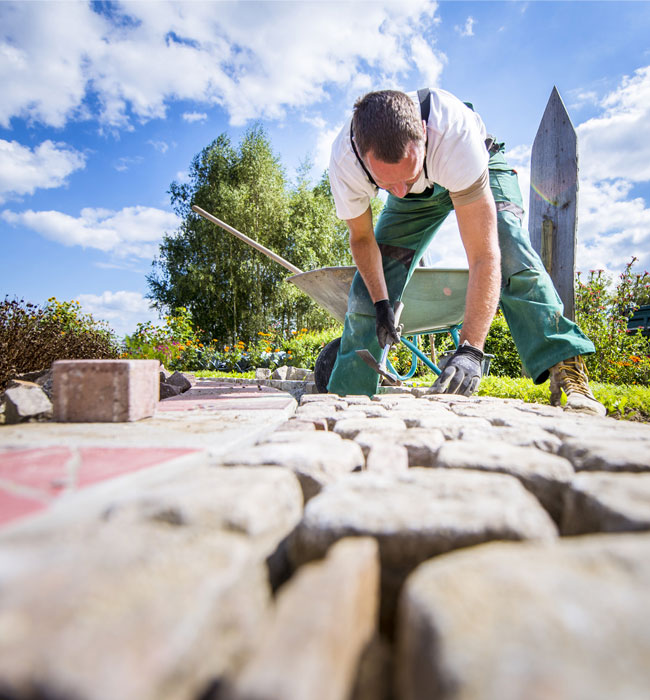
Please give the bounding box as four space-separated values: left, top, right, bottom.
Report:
147 125 352 344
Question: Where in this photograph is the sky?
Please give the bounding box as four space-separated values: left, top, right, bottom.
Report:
1 0 650 338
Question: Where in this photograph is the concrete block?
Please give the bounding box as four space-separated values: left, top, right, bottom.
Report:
53 360 159 423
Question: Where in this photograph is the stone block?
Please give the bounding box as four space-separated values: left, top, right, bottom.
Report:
560 437 650 472
397 533 650 700
366 443 409 474
271 365 290 380
221 433 364 502
285 366 311 381
224 538 379 700
3 381 53 423
159 381 181 399
255 367 272 379
53 360 159 422
0 525 270 700
334 416 407 440
167 371 192 393
289 469 557 630
434 440 574 524
562 472 650 535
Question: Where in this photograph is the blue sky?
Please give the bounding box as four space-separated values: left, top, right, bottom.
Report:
1 0 650 337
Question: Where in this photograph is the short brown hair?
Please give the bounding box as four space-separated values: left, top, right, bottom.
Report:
352 90 423 163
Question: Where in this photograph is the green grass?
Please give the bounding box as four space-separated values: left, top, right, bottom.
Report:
191 369 256 379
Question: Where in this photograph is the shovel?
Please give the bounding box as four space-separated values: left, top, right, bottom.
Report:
356 301 405 386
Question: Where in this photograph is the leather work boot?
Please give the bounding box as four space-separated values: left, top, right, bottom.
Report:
549 356 606 417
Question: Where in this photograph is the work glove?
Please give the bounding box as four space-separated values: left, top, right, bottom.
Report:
374 299 401 348
431 341 484 396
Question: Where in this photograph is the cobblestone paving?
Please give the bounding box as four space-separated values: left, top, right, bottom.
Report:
1 380 649 700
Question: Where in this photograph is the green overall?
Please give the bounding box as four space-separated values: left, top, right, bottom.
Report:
327 145 595 397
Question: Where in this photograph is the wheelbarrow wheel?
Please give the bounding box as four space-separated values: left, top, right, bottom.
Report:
314 336 341 393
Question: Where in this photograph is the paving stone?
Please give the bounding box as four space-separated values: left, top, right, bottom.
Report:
434 440 574 523
371 394 417 408
562 472 650 535
350 404 390 418
343 395 373 405
104 466 304 557
295 403 342 428
3 381 53 424
262 430 343 445
167 370 193 393
458 425 562 453
397 533 650 700
275 418 318 432
53 359 159 422
224 538 379 700
289 469 557 630
220 437 364 502
159 381 181 399
366 442 409 474
334 416 408 440
300 394 344 405
388 428 446 467
560 437 650 472
0 525 270 700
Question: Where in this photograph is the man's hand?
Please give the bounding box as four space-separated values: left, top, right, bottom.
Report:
431 342 484 396
374 299 400 348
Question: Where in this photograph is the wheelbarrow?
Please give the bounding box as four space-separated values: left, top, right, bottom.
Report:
192 206 490 391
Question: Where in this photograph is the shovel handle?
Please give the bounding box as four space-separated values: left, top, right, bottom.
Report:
191 205 303 275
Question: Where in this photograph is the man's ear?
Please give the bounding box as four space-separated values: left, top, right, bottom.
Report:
422 119 427 135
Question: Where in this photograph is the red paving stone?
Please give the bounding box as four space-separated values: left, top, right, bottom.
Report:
0 490 47 527
0 447 71 496
0 446 203 528
75 447 200 487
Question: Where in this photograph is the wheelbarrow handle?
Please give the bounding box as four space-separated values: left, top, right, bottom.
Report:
191 205 303 275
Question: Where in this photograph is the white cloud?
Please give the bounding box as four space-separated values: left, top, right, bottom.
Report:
147 140 169 153
0 0 442 129
410 36 447 88
577 66 650 182
0 139 86 203
114 155 144 172
314 123 344 176
1 205 179 259
455 17 476 37
182 112 208 123
75 290 160 339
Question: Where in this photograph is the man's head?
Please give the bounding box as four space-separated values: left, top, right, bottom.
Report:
352 90 426 197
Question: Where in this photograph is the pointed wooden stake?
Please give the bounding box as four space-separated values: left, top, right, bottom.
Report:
529 87 578 320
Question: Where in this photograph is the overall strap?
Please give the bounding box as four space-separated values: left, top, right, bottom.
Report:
350 121 378 188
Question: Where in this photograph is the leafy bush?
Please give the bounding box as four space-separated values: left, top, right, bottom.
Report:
575 258 650 386
123 306 343 373
0 297 120 390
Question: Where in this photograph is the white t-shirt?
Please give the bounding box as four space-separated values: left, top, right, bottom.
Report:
328 88 489 221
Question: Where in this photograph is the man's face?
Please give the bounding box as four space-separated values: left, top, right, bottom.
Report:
365 132 426 198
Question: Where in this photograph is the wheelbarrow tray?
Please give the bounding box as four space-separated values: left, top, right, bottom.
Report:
288 266 468 335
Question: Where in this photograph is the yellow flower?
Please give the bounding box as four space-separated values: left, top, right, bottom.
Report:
224 346 230 352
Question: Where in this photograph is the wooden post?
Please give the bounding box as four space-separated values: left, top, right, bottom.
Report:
529 87 578 320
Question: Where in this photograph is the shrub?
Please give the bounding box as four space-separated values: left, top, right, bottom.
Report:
575 258 650 386
0 297 120 391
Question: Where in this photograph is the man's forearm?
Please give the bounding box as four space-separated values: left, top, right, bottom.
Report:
346 207 388 303
459 254 500 350
455 194 501 351
350 234 388 303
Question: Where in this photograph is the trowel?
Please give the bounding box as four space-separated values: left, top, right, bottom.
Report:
356 301 404 386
